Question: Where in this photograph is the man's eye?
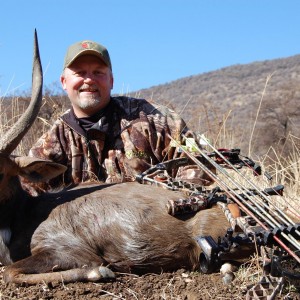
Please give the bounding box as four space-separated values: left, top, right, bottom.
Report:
73 71 84 76
95 70 105 76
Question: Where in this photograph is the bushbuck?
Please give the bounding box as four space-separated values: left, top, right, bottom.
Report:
0 31 246 285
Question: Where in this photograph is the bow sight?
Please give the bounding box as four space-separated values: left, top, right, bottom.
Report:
136 137 300 280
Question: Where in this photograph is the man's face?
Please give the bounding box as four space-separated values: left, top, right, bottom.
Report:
61 55 114 118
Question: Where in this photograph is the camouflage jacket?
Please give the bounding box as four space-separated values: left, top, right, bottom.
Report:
24 96 211 195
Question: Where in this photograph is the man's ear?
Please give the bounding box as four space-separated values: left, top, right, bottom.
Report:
13 156 67 182
60 74 67 90
110 73 114 90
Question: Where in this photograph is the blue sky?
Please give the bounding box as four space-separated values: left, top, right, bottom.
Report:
1 0 300 96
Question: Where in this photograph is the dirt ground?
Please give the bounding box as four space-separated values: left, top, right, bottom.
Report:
1 267 300 300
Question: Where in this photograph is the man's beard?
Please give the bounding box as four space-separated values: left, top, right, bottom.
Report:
77 84 102 109
78 94 101 109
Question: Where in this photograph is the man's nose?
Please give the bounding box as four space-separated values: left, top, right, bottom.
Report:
83 73 96 83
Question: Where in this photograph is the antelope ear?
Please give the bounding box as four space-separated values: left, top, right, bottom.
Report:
13 156 67 182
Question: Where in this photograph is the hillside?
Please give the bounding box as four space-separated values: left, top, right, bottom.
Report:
131 54 300 158
2 54 300 159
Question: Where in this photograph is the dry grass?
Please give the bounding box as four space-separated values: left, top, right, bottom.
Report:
0 94 70 156
235 254 263 289
1 92 299 207
1 91 299 192
253 134 300 224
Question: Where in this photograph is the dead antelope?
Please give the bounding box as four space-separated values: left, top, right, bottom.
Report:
0 31 250 285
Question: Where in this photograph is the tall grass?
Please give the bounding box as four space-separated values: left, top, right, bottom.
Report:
206 111 300 215
1 92 299 203
261 134 300 217
0 94 70 156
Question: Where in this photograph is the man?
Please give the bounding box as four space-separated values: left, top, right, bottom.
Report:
25 40 211 195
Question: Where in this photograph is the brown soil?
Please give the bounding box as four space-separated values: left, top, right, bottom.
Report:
1 267 299 300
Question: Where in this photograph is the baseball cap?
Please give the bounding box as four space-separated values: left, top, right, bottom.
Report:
63 40 112 70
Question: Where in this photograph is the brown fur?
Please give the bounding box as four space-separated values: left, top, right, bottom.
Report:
1 161 232 285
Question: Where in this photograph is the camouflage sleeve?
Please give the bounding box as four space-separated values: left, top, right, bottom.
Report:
21 120 70 195
161 107 215 185
29 120 68 163
113 104 214 186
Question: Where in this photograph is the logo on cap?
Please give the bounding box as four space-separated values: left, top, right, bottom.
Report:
81 42 89 49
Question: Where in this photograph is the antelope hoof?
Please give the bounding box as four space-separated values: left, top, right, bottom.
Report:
86 266 116 282
220 263 235 285
98 266 116 279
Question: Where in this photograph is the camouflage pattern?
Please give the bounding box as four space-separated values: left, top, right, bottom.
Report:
23 96 211 195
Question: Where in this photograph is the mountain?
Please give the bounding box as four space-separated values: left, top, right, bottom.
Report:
131 54 300 158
